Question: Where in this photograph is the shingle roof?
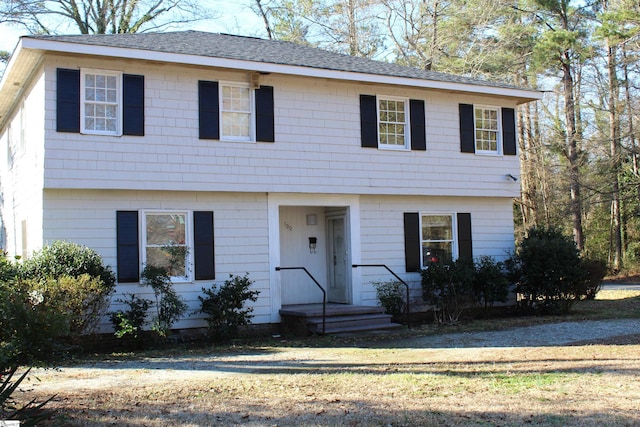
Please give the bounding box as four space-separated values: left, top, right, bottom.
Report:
27 31 526 91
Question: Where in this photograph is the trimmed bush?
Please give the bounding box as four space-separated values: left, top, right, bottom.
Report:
421 258 475 324
19 241 116 335
472 256 510 309
20 241 116 291
198 273 260 341
0 279 70 367
507 227 592 314
373 280 406 318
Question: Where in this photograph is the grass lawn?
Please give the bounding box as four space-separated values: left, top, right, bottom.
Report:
21 289 640 426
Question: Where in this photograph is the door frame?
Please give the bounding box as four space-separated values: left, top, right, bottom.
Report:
268 193 362 323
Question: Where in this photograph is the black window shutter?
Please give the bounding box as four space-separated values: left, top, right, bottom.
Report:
198 81 219 139
193 211 215 280
502 107 517 155
56 68 80 133
457 213 473 261
409 99 426 151
404 212 421 272
255 85 275 142
360 94 378 148
116 211 139 283
459 103 475 153
123 74 145 136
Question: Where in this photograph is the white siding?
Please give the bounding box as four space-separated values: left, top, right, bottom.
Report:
42 189 272 329
41 56 521 198
358 195 515 307
0 70 46 258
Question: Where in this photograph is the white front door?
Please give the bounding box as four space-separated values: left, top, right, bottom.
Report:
327 215 349 303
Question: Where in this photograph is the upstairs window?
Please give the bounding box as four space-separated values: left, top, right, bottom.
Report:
360 94 425 151
474 106 500 154
378 97 408 149
199 81 274 142
81 69 121 135
57 68 144 136
221 83 253 141
459 104 516 155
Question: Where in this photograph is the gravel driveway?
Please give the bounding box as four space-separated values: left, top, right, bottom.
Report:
394 318 640 348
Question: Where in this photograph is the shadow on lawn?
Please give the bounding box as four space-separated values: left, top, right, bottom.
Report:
77 352 640 377
49 396 638 427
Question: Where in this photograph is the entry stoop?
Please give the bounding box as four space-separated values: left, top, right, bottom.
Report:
279 303 403 335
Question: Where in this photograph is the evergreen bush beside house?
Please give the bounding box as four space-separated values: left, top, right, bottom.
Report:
506 226 605 314
199 273 260 342
373 280 406 319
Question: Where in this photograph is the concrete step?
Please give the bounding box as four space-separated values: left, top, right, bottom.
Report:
279 303 404 336
307 313 395 332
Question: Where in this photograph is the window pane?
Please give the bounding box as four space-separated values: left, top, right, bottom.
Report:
107 88 117 103
422 215 452 240
422 242 453 264
106 118 117 132
146 214 186 245
106 105 117 119
146 247 186 277
85 88 95 101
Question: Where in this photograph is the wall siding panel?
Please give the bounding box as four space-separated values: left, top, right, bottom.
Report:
41 57 521 198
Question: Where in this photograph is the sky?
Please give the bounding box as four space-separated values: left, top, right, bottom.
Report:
0 0 265 55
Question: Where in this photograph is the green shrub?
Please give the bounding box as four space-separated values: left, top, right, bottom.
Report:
507 227 590 314
20 241 116 291
0 251 18 282
19 241 116 335
472 256 510 309
373 280 406 318
198 273 260 341
581 257 607 300
0 279 70 367
421 258 475 324
141 265 187 337
109 293 153 339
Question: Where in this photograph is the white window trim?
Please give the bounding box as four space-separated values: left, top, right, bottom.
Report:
140 210 193 283
377 95 410 150
473 104 502 156
419 212 458 268
219 81 256 143
80 68 122 136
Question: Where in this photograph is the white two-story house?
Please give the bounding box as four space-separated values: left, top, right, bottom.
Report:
0 31 541 330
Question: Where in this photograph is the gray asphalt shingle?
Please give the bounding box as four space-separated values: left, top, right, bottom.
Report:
28 31 525 91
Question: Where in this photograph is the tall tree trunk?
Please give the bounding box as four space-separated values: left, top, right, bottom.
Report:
622 46 640 207
608 41 622 270
347 0 358 56
562 57 584 250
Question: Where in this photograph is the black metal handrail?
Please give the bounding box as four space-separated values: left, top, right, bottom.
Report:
352 264 411 328
275 266 327 334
